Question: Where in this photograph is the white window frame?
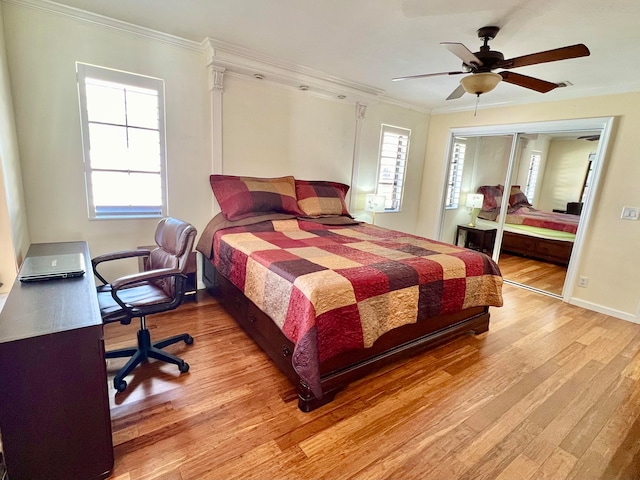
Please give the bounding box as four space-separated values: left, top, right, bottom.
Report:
76 63 168 220
445 140 467 209
375 124 410 212
524 151 542 202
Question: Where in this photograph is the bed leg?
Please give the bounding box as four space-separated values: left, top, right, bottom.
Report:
297 385 342 412
471 315 490 335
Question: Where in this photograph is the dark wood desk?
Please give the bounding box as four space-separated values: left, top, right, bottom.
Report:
0 241 113 480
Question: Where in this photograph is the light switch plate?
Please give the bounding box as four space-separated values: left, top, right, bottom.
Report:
621 206 640 220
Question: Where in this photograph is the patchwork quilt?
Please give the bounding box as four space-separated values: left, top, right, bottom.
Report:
212 218 503 398
506 206 579 234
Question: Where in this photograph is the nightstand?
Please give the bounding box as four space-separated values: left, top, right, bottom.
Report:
455 224 497 254
138 245 198 301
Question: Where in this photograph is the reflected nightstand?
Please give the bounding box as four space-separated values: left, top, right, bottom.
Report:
455 224 497 255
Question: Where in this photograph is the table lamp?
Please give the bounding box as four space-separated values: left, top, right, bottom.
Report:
465 193 484 227
365 194 386 225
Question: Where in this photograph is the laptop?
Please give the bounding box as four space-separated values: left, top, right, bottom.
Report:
18 253 86 282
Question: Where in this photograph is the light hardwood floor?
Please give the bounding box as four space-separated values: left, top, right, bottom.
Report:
105 285 640 480
498 253 568 296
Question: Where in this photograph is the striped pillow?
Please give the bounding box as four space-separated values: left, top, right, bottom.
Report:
508 185 531 207
209 175 304 221
295 180 351 217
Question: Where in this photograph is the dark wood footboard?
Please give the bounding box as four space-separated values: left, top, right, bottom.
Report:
202 258 490 412
501 230 573 265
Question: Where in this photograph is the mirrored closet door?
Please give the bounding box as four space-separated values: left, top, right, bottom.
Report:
438 118 613 299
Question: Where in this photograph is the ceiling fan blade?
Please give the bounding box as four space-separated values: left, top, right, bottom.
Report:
497 44 590 69
441 42 483 67
392 71 465 81
446 84 466 100
499 71 558 93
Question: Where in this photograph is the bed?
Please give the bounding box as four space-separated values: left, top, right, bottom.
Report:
197 175 504 411
477 185 578 265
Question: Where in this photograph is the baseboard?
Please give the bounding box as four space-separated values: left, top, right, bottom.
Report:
569 297 639 324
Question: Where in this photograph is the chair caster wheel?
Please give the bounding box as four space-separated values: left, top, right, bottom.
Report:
115 379 127 392
179 362 190 373
185 335 194 345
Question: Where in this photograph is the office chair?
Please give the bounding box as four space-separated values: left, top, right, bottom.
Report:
92 217 197 392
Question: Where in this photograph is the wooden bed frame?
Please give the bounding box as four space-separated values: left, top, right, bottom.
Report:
202 258 491 412
501 230 573 266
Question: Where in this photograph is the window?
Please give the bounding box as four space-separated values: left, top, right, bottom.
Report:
77 63 167 219
375 125 410 212
445 140 467 208
524 151 541 202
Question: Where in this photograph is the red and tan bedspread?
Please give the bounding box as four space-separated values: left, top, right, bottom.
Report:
505 206 579 234
208 217 503 398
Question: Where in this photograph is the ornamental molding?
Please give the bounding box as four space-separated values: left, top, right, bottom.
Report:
6 0 429 112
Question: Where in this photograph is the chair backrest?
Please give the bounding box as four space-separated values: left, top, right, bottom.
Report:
148 217 197 297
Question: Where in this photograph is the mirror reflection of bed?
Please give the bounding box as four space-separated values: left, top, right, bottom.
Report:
440 126 603 298
500 132 596 296
475 182 580 296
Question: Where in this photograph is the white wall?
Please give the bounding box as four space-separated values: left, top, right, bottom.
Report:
354 102 429 233
221 77 430 235
538 139 593 212
417 92 640 320
2 2 212 280
2 2 431 283
516 135 550 208
0 2 29 292
222 78 430 234
440 135 513 243
222 77 355 182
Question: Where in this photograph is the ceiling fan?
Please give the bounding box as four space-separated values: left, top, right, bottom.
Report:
393 26 590 100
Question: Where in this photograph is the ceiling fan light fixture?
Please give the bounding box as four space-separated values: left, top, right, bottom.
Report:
460 72 502 95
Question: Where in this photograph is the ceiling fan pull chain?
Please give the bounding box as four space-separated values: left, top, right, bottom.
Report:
474 94 480 116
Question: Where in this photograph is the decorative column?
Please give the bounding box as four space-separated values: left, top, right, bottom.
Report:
349 102 367 212
208 62 225 214
209 65 225 174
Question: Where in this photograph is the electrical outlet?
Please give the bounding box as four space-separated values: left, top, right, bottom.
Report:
578 276 589 288
621 206 640 220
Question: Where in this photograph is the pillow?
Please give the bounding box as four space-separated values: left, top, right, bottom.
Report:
209 175 304 221
476 185 503 211
295 179 351 217
477 209 500 221
508 185 531 207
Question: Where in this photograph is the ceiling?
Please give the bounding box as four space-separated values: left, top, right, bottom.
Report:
48 0 640 112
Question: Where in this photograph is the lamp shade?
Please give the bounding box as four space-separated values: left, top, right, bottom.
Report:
365 194 386 213
460 73 502 95
465 193 484 209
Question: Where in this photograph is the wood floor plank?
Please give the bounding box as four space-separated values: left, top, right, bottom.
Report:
560 375 636 458
103 285 640 479
532 447 578 480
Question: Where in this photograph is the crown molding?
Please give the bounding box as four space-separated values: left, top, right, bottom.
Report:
204 38 385 106
4 0 432 112
2 0 204 51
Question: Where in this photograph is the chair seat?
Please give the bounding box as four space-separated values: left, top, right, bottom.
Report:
98 283 172 323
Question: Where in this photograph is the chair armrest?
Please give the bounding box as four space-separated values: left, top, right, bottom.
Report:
110 267 180 291
92 249 152 285
109 268 187 317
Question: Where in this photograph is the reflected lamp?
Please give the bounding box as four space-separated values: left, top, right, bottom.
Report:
465 193 484 227
365 194 386 225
